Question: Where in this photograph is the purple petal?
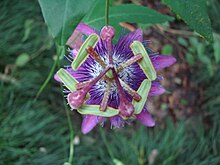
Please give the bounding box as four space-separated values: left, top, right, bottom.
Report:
125 29 143 42
115 29 143 50
81 115 102 134
151 55 176 70
135 110 155 127
149 82 166 96
76 23 96 36
110 116 125 128
70 49 78 58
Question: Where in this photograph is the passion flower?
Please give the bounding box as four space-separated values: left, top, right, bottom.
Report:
55 23 176 134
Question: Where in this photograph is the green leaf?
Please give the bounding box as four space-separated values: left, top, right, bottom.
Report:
57 68 78 92
132 79 151 114
16 53 30 67
177 37 188 47
214 38 220 63
161 44 173 55
130 41 156 81
83 2 174 40
163 0 213 42
77 105 119 117
186 53 195 65
71 34 99 70
38 0 95 45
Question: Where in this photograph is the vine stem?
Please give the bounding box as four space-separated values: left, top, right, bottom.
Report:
64 98 74 164
60 85 75 165
57 58 74 164
35 45 64 100
105 0 109 25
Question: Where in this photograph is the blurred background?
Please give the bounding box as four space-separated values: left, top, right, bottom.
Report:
0 0 220 164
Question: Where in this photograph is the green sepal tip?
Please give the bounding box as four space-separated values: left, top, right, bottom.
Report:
71 34 99 70
57 68 90 99
130 41 156 81
132 79 151 114
57 68 78 92
77 105 119 117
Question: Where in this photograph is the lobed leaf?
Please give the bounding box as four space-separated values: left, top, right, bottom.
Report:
130 41 156 81
78 105 119 117
71 34 99 70
132 79 151 114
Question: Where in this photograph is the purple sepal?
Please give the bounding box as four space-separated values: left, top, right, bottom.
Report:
110 116 125 128
81 115 102 134
135 109 155 127
149 82 166 96
151 55 176 70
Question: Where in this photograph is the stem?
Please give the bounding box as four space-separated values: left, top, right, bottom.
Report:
105 0 109 25
58 59 74 164
65 103 74 164
35 45 64 99
60 85 74 164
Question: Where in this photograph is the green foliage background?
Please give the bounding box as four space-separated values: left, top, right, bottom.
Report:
0 0 220 165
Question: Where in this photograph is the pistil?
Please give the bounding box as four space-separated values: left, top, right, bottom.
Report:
117 54 143 73
119 78 142 101
86 46 106 68
100 81 111 111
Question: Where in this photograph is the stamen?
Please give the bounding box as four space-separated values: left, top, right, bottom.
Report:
119 78 142 101
67 89 88 109
100 81 111 111
112 68 135 119
67 67 111 108
86 46 106 68
117 54 143 73
100 26 115 65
